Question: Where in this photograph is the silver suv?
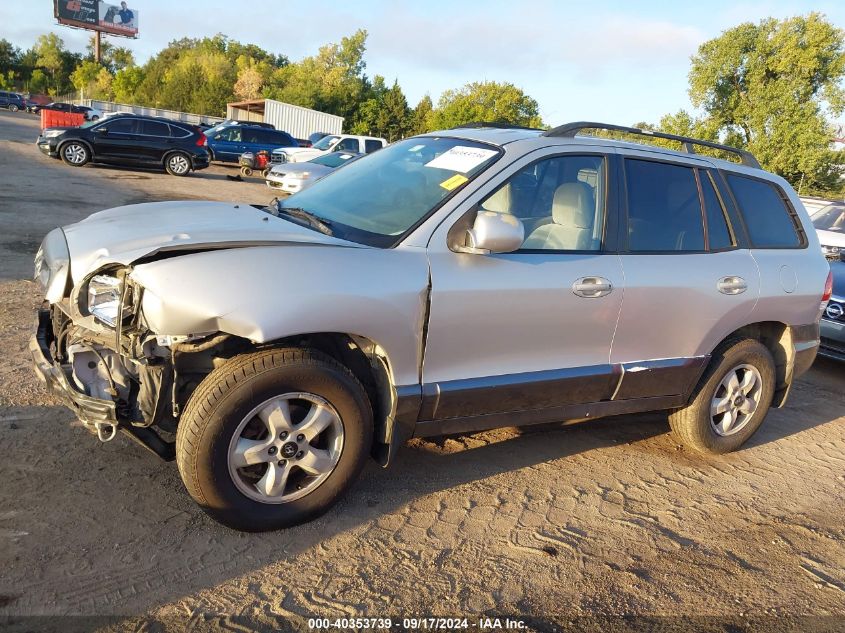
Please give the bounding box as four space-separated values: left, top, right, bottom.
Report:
30 122 832 531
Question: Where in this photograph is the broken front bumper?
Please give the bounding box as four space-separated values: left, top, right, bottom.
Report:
29 309 118 428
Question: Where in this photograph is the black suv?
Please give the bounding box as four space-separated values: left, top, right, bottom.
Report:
37 115 210 176
0 91 25 112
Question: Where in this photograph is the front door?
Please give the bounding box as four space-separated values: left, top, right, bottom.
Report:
91 117 140 160
422 148 624 423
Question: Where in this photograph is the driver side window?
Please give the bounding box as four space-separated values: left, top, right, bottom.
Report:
478 155 606 251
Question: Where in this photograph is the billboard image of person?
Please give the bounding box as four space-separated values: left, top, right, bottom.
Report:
98 1 139 37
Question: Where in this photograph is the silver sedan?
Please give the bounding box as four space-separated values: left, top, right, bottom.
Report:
265 151 361 194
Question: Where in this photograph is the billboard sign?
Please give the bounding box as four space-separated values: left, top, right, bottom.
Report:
54 0 139 38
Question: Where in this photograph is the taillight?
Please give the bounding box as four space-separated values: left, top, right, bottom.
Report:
822 270 833 305
196 133 207 147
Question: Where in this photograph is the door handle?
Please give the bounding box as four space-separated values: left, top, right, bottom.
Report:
572 277 613 298
717 276 748 295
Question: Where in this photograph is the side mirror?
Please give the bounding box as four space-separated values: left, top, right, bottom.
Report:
457 210 524 255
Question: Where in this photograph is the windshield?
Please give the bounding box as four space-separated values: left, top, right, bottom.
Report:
308 153 356 168
813 204 845 232
312 135 340 150
278 137 501 247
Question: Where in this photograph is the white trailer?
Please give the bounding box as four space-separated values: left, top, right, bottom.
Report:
226 99 343 141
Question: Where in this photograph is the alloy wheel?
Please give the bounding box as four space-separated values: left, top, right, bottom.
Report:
63 143 87 165
168 154 189 174
709 363 763 436
227 392 344 504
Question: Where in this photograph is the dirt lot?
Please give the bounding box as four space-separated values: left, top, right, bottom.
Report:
1 110 844 632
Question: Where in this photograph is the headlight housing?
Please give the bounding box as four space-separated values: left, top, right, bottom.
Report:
87 274 122 326
34 228 70 302
42 129 64 138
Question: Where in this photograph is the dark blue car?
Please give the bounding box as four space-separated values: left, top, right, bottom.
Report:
206 124 297 163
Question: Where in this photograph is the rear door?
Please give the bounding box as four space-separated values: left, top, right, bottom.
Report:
91 117 140 160
422 147 625 424
136 119 172 163
335 137 361 153
609 151 760 399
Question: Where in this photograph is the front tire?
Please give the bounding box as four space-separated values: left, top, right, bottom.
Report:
669 338 775 454
176 348 373 531
9 104 19 112
59 142 90 167
165 152 191 176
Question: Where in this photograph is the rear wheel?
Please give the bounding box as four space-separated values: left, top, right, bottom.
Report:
240 166 253 177
669 338 775 454
261 167 271 178
176 348 373 531
9 104 19 112
165 152 191 176
59 142 90 167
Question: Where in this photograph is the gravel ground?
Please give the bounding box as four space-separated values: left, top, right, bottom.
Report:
1 110 844 632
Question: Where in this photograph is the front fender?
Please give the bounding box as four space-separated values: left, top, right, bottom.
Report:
130 244 430 385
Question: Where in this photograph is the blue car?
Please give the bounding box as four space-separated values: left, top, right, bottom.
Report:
206 124 297 163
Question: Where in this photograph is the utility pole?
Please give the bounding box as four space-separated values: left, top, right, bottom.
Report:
94 31 101 63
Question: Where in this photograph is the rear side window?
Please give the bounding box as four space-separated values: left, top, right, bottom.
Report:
242 128 262 144
139 120 169 136
365 139 383 153
700 171 735 250
725 174 802 248
168 124 191 138
268 130 294 146
625 159 705 252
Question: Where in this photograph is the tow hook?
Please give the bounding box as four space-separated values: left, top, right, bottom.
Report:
95 421 117 442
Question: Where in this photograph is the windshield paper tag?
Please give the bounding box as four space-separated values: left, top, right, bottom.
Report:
440 174 469 190
425 146 498 173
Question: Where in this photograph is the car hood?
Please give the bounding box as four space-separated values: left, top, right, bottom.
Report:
269 163 332 178
816 228 845 248
62 200 356 282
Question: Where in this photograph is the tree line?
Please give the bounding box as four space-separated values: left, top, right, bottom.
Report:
0 14 843 194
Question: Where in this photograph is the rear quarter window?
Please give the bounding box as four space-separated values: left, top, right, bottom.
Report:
725 174 804 248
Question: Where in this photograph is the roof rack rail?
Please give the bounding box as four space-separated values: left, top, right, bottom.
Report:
451 121 543 131
542 121 761 169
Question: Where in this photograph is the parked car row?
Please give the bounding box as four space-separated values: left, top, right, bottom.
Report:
1 92 104 120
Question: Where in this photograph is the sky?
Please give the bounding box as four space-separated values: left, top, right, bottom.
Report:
2 0 845 125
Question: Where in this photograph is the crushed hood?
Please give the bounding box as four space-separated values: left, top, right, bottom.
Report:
62 200 353 282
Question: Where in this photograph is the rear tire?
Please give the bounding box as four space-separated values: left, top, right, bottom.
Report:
176 347 373 531
241 166 253 177
59 142 90 167
668 338 775 454
9 104 19 113
165 152 191 176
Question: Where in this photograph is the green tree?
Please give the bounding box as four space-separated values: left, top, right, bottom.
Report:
688 13 845 192
34 34 66 94
70 59 101 96
376 80 411 141
112 65 144 102
265 29 371 127
0 39 21 77
410 95 434 135
431 81 544 130
28 68 49 94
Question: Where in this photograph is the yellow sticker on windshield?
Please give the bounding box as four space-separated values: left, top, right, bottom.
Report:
440 174 468 191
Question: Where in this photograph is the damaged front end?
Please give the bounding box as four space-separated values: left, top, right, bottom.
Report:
31 243 231 460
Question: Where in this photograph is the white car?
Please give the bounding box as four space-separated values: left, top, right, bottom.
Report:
810 202 845 259
272 134 386 164
265 152 361 195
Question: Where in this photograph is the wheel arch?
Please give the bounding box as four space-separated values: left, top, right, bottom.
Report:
710 321 798 407
58 137 93 156
162 149 191 166
205 330 413 467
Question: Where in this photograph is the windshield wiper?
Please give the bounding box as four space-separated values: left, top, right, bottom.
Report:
273 200 333 235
